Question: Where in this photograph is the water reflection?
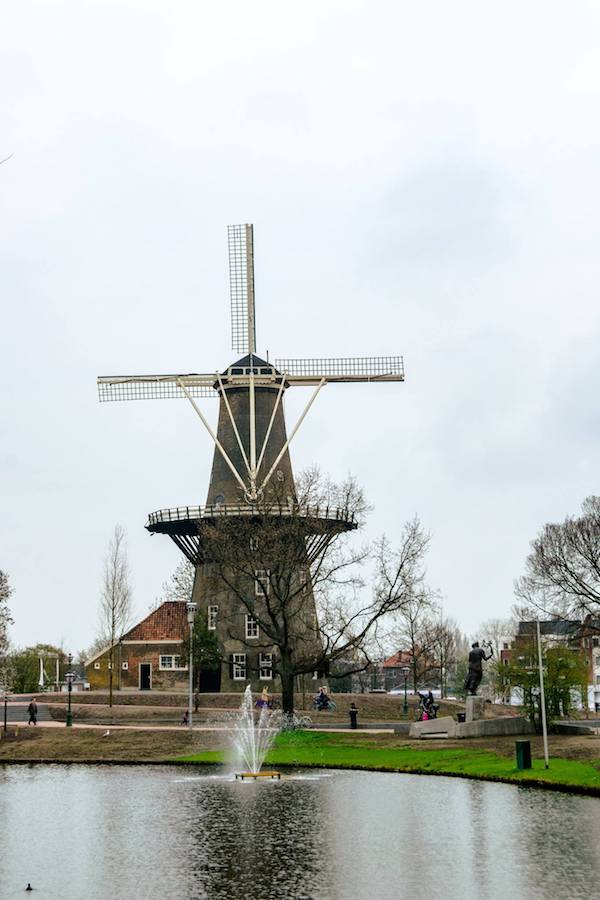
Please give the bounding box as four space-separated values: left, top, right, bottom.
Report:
0 765 599 899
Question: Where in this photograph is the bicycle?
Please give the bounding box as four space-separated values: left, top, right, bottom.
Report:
312 698 337 713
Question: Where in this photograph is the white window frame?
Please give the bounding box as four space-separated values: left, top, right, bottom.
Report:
250 536 259 551
107 662 113 670
276 469 285 482
245 614 259 639
255 569 270 596
159 655 188 671
122 661 128 671
94 662 100 670
259 653 273 680
208 605 218 631
233 653 246 681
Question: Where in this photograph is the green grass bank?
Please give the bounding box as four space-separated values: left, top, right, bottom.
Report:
175 730 600 796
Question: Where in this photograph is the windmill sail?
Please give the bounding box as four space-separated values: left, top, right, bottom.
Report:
228 224 256 355
97 374 217 402
274 356 405 382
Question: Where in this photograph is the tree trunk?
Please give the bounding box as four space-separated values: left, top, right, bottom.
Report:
109 648 114 708
280 659 295 716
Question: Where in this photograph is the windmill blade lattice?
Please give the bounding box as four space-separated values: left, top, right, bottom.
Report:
274 356 405 382
98 375 218 402
228 224 256 355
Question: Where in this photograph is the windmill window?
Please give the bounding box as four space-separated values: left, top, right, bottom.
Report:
107 662 113 670
259 653 273 680
276 470 285 482
122 662 128 671
255 570 270 596
214 494 225 507
94 662 100 670
250 537 259 551
246 615 259 639
233 653 246 680
208 605 218 630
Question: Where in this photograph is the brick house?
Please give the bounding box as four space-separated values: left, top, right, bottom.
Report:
85 601 190 691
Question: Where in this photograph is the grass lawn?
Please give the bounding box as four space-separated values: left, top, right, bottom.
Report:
175 730 600 794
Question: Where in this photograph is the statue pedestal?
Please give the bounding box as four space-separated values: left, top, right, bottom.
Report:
465 696 485 723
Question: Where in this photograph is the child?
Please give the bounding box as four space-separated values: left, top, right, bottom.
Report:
348 702 358 729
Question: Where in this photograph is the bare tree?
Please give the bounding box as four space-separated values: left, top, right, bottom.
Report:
160 558 195 604
478 617 515 658
433 616 466 698
0 570 14 688
198 473 427 715
98 525 133 706
515 496 600 619
377 521 439 692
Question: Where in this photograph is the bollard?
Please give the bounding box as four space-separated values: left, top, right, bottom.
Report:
515 739 532 770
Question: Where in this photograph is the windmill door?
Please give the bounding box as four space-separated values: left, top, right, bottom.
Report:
199 666 221 693
139 663 152 691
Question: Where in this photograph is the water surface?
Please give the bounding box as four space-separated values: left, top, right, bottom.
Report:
0 765 598 899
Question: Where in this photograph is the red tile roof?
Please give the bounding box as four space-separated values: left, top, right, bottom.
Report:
382 650 413 668
122 601 188 642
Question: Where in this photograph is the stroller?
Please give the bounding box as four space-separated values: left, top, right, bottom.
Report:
416 691 439 721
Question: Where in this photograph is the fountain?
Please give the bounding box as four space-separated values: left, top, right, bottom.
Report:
232 685 282 780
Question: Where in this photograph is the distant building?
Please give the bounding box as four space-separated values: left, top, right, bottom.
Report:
85 601 189 692
503 618 599 710
381 651 413 691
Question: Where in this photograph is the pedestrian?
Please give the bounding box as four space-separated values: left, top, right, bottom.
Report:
180 709 189 726
348 702 358 729
28 698 38 726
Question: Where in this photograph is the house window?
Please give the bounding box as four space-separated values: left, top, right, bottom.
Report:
503 658 509 666
159 655 187 670
208 605 218 630
259 653 273 680
246 615 259 639
593 638 599 647
596 675 600 686
122 662 128 671
94 662 100 670
233 653 246 680
596 656 600 668
255 570 270 596
502 642 509 650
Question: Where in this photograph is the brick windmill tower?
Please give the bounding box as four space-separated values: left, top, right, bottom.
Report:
98 225 404 694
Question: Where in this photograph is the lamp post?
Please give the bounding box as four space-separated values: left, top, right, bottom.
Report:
65 653 75 727
402 666 410 717
3 690 9 734
535 619 550 769
186 601 197 732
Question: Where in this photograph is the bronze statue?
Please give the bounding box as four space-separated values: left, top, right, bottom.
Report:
464 641 493 695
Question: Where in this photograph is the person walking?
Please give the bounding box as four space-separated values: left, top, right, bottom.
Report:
28 698 38 726
348 702 358 729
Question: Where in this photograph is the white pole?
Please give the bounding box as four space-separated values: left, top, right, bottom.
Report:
536 619 550 769
188 622 194 732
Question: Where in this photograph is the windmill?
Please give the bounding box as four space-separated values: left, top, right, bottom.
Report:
98 224 404 692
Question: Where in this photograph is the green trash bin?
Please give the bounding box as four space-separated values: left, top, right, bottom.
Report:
515 740 532 770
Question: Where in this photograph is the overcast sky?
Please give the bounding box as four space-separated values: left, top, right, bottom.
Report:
2 1 599 653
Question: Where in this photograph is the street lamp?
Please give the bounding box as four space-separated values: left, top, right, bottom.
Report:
65 653 75 727
402 666 410 717
3 689 9 734
186 602 197 732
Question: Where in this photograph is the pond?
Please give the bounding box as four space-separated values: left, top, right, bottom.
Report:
0 765 598 899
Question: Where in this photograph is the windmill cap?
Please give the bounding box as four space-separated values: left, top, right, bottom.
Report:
221 354 281 377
